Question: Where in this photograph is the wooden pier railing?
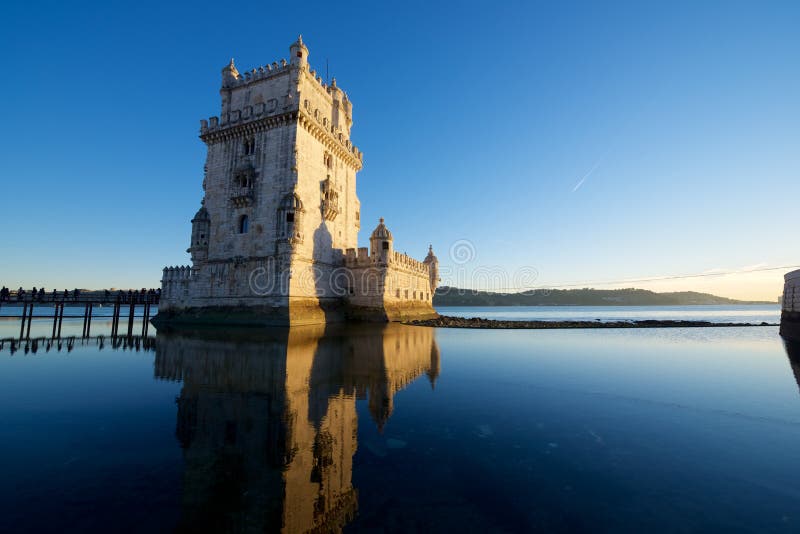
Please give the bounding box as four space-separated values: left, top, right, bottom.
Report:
1 293 157 342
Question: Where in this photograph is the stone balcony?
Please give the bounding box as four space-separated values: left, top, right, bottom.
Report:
322 198 340 221
231 186 254 207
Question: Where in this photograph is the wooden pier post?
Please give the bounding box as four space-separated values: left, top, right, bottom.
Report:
141 298 150 336
26 301 34 340
82 303 89 337
57 302 64 338
19 302 28 339
86 303 93 336
127 300 135 337
51 303 60 338
111 296 120 337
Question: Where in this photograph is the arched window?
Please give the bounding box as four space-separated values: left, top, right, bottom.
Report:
238 215 249 234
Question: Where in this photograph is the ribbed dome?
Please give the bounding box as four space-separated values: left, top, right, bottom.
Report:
370 218 393 240
290 34 307 51
192 204 210 222
423 244 437 264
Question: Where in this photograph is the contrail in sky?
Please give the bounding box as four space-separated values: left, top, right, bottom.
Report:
572 159 602 192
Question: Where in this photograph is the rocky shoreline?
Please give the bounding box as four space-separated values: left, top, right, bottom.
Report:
406 315 776 329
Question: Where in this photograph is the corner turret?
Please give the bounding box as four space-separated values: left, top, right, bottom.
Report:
221 58 240 87
290 35 308 68
188 200 210 264
370 218 393 264
423 245 439 292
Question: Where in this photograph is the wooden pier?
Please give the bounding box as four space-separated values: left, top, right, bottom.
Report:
1 292 157 343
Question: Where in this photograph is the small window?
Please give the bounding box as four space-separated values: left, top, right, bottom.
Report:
355 211 360 221
236 174 251 188
243 139 255 155
382 241 389 250
286 212 294 223
296 51 302 58
238 215 249 234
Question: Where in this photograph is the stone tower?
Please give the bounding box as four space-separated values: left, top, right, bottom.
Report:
156 37 438 326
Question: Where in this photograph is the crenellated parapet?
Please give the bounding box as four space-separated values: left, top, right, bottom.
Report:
298 107 363 169
221 58 291 90
205 43 363 169
344 247 371 268
162 265 194 281
343 248 430 276
391 251 429 275
202 98 282 130
200 109 297 142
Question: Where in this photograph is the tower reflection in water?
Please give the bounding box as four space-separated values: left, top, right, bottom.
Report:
154 324 440 533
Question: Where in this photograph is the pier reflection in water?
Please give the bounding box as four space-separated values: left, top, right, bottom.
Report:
154 324 439 533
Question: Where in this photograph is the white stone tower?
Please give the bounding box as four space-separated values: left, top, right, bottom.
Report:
156 37 437 326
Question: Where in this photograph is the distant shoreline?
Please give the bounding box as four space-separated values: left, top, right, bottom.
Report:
432 287 776 307
434 303 777 307
408 316 777 329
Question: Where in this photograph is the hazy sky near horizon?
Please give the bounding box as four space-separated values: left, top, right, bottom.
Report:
2 0 798 300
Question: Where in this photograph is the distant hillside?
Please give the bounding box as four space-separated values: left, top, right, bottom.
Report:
433 287 774 307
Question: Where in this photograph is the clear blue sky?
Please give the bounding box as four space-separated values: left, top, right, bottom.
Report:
2 0 798 299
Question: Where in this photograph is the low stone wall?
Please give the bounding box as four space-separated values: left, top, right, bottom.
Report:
153 297 436 327
347 301 438 323
152 298 346 328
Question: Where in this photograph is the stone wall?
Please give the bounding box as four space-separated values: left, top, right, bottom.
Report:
783 270 800 313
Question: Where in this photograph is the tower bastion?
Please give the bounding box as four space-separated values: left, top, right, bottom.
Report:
154 37 439 326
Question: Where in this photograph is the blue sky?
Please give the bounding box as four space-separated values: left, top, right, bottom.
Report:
2 0 798 299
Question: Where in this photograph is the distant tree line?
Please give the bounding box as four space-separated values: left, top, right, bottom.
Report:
432 287 772 306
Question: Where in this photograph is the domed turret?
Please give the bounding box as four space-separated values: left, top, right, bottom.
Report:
188 200 210 263
221 58 240 87
423 245 439 292
370 218 393 263
289 35 308 67
370 218 393 241
193 203 210 222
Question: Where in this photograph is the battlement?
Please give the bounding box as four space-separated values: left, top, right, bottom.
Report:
343 248 430 275
345 247 371 267
299 100 362 160
222 59 291 89
200 91 362 165
162 265 194 281
392 251 429 275
220 55 352 103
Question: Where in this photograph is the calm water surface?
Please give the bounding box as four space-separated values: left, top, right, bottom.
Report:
0 316 799 532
